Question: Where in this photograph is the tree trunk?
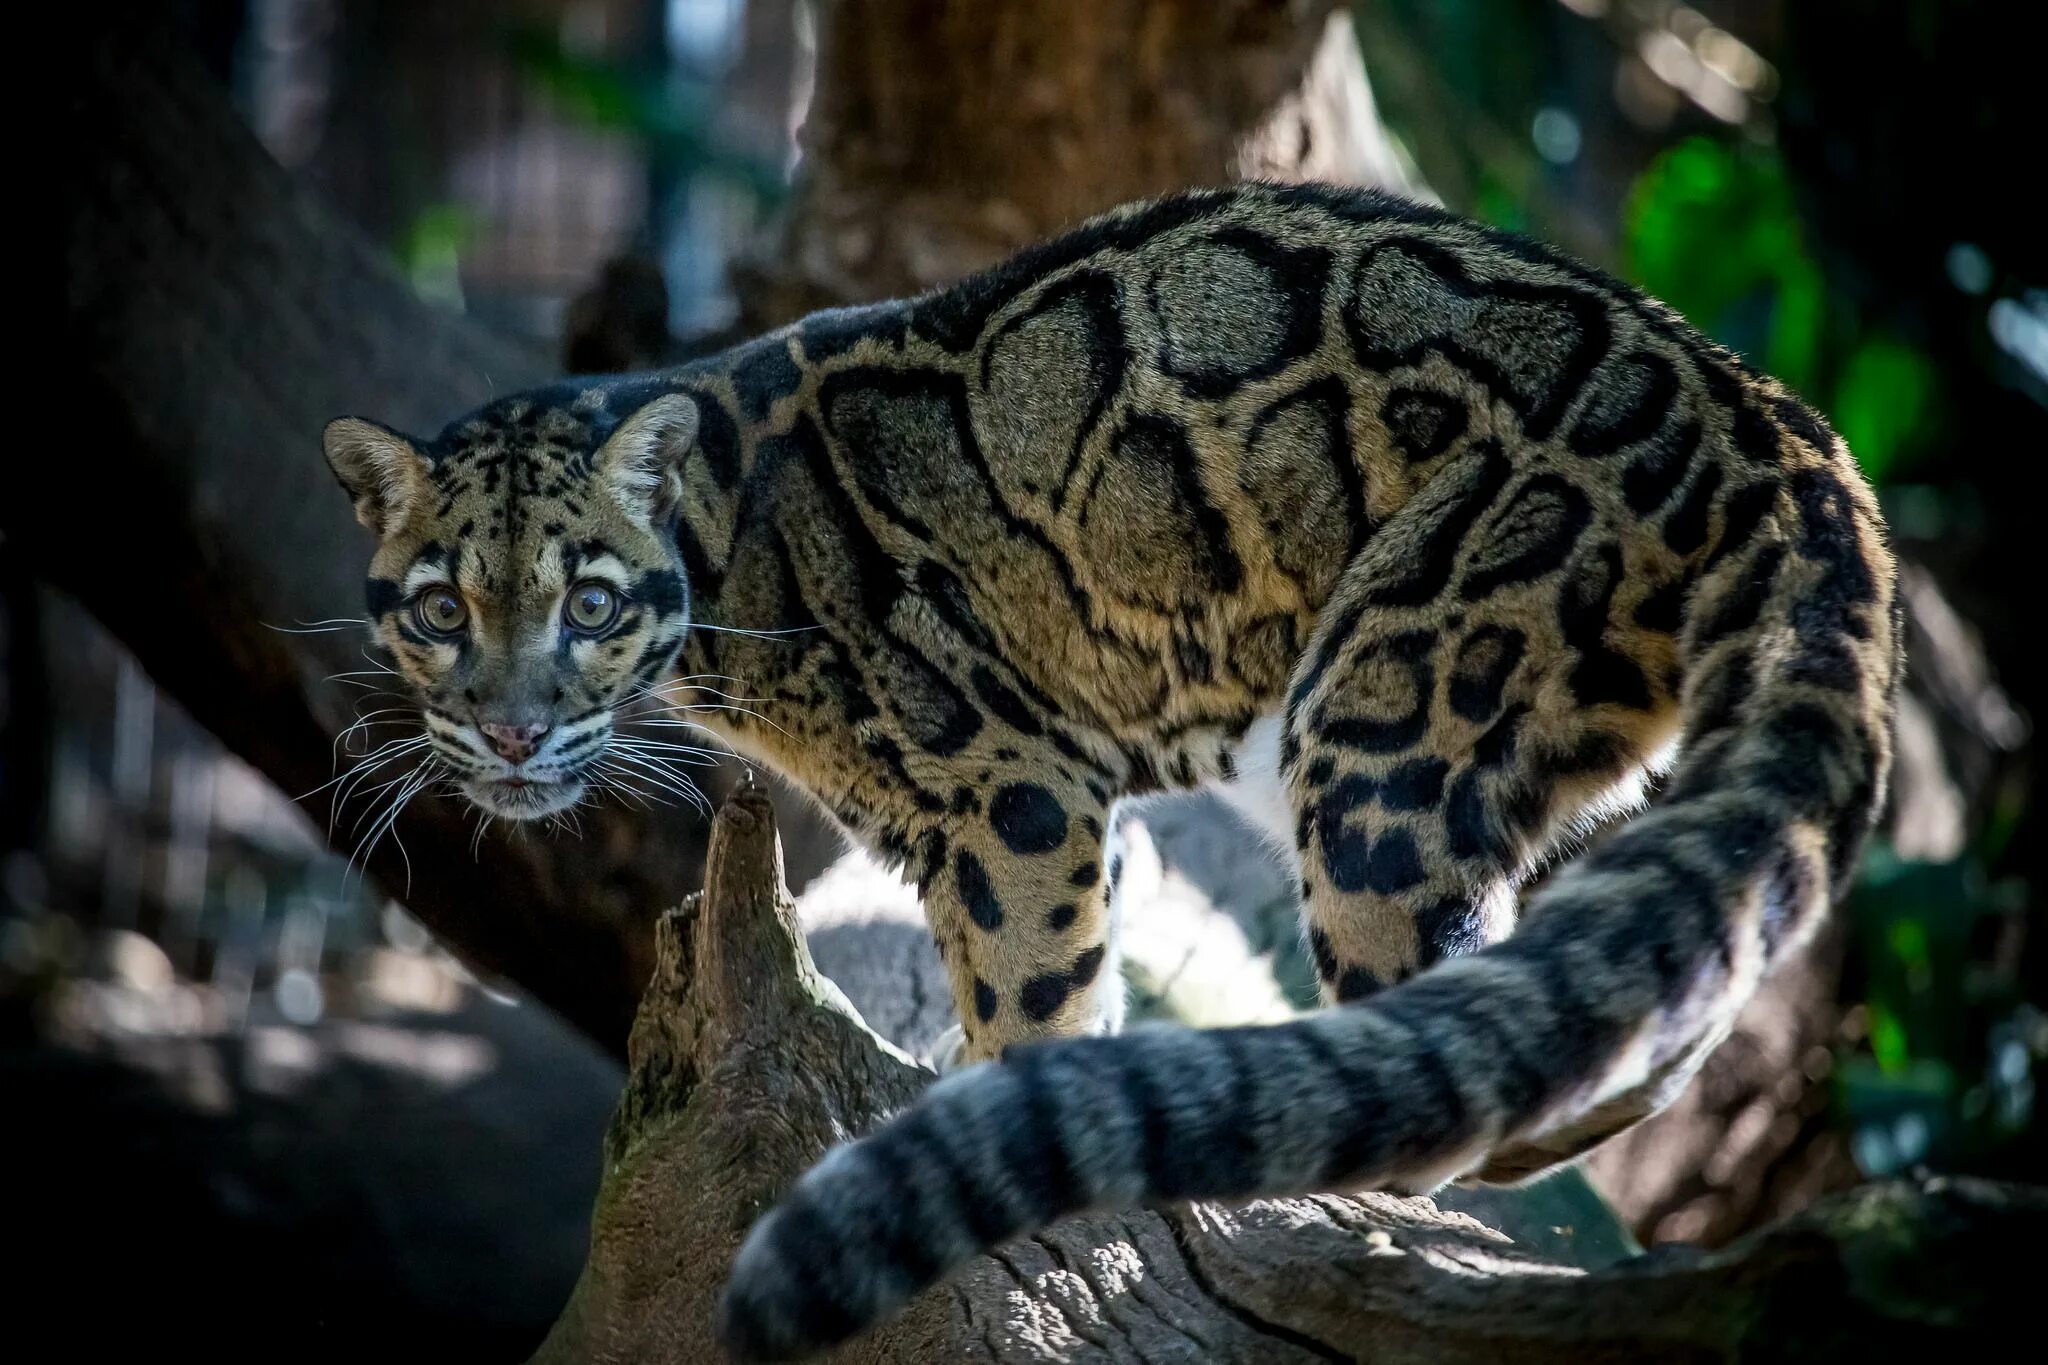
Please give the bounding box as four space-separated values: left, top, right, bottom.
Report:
536 790 2031 1362
730 0 1416 329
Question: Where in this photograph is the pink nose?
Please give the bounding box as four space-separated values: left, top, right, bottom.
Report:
479 722 550 763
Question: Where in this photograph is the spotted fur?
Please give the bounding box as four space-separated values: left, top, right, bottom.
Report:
326 183 1899 1360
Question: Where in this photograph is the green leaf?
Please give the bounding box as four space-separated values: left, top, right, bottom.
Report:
1624 138 1823 390
1869 1001 1911 1073
1832 335 1938 481
401 204 472 308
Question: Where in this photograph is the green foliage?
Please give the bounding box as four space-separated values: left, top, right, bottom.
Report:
1832 336 1938 484
1625 138 1823 394
400 204 472 309
1623 137 1945 484
501 25 788 203
1839 846 2036 1176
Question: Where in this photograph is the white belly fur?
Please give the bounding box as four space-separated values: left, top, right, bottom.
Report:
1204 711 1300 861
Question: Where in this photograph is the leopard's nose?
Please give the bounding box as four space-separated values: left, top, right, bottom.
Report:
479 722 550 763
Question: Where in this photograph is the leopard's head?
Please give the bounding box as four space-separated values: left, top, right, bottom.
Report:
323 384 701 819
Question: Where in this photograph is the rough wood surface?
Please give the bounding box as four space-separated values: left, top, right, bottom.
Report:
730 0 1413 329
536 792 2030 1363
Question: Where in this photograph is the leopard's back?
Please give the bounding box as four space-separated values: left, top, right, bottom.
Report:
689 185 1754 767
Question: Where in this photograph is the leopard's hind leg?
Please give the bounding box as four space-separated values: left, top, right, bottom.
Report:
1284 444 1685 1021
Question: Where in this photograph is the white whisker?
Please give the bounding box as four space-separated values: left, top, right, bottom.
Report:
686 622 818 640
266 618 372 636
343 758 438 894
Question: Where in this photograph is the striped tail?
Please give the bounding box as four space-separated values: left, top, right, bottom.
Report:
718 445 1899 1361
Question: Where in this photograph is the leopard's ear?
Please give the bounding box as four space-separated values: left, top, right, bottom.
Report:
323 418 433 537
594 393 699 528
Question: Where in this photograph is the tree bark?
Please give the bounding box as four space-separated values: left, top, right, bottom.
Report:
537 790 2030 1363
731 0 1416 329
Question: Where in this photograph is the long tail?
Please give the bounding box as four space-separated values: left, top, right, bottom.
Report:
718 427 1899 1361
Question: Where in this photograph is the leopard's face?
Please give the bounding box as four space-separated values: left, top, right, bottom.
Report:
324 387 701 820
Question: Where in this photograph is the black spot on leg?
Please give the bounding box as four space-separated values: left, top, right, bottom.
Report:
1460 474 1592 600
1046 903 1077 931
1702 479 1782 572
954 851 1003 931
1364 828 1425 894
1308 928 1340 982
1317 629 1437 753
1315 775 1377 894
1019 971 1071 1021
1633 577 1688 634
1660 461 1722 556
1560 544 1653 710
1069 862 1098 887
1448 625 1525 723
1446 770 1506 864
1380 757 1448 810
1550 728 1634 777
989 783 1069 855
1697 543 1786 644
1335 967 1383 1003
973 978 997 1022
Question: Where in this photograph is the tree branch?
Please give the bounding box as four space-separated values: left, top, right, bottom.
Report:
537 792 2032 1362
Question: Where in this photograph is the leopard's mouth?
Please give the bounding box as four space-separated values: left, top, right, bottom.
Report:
464 773 587 819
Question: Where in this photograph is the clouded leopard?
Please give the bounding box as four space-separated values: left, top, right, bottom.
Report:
324 182 1899 1360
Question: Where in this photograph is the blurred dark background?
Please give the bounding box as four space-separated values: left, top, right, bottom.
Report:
10 0 2041 1356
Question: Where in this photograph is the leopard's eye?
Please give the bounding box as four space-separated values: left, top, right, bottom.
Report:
565 580 620 634
413 587 467 636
